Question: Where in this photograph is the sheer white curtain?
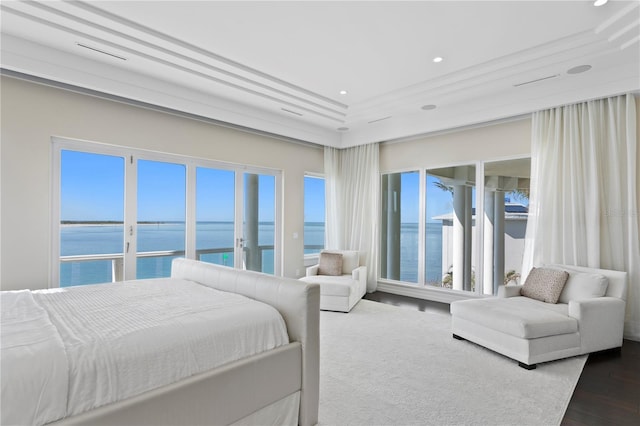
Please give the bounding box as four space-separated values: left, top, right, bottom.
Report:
325 143 380 291
522 94 639 340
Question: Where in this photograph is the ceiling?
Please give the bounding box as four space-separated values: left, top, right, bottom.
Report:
1 1 639 147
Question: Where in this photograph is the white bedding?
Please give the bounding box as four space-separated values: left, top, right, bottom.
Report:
1 278 289 425
1 290 69 426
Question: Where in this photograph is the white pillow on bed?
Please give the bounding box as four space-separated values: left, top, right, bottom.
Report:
558 272 609 303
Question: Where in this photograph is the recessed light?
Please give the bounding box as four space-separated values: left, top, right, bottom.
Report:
567 65 592 75
594 0 608 6
433 57 443 63
339 90 348 95
337 127 349 131
421 104 437 111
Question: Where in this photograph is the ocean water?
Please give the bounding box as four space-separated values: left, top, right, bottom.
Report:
60 222 441 287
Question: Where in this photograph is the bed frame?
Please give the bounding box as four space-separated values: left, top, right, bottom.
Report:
51 258 320 426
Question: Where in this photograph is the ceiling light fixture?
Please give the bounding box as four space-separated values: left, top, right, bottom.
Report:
421 104 437 111
339 90 348 95
567 65 592 74
433 57 443 63
594 0 608 6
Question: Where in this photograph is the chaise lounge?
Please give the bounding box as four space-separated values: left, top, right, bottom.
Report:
450 264 628 369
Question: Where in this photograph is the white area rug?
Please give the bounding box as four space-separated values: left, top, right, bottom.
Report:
318 300 586 426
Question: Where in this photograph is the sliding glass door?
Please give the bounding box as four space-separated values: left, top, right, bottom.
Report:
136 159 186 279
59 150 125 286
243 173 276 274
195 167 236 267
54 139 282 286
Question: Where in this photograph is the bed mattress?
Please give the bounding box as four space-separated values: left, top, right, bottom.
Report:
1 278 289 425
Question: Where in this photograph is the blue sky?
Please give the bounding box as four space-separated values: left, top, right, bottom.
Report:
61 150 525 224
61 150 281 222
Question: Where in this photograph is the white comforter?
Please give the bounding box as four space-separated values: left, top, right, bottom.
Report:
1 278 289 425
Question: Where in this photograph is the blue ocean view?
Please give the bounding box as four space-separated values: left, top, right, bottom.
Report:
60 222 442 286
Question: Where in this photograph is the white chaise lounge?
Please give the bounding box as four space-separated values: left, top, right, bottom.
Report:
299 250 366 312
450 264 628 369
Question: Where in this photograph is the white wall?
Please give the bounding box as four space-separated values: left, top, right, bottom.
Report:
0 76 323 290
380 118 532 172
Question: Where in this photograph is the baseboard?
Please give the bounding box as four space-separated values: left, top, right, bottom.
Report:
375 281 484 304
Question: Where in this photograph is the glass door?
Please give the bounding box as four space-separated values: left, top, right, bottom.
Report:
59 150 125 286
136 159 186 279
242 172 277 274
195 167 236 267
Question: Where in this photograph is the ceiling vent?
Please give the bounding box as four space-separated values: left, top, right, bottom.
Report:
281 108 303 116
77 43 127 61
513 74 559 87
368 116 392 124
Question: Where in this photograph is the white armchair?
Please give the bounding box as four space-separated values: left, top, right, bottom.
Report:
299 250 366 312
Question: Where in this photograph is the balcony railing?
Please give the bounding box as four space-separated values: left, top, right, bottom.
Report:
60 245 322 284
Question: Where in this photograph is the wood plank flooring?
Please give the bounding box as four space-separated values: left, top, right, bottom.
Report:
363 291 640 425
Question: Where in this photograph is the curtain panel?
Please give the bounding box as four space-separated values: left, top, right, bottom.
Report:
523 94 639 340
324 143 380 292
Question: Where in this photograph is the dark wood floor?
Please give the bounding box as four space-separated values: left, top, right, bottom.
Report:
363 291 640 425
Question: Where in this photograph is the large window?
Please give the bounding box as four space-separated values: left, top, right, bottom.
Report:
380 159 529 296
380 171 420 283
59 150 125 287
304 175 325 255
482 158 530 294
54 139 282 286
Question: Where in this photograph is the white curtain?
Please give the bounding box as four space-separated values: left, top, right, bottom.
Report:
522 94 639 341
325 143 380 292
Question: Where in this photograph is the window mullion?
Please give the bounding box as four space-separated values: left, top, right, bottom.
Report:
123 154 137 281
185 163 197 260
418 169 426 286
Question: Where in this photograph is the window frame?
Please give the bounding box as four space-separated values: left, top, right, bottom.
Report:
377 155 530 299
303 173 326 262
52 137 283 287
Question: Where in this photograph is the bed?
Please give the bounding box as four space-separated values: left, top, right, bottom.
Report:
0 258 320 426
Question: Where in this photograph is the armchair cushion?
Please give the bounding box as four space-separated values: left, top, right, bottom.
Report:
321 250 359 274
521 267 569 303
558 272 608 303
318 252 343 276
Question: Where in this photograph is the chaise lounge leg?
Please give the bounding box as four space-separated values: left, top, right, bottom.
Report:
518 362 536 370
452 334 465 341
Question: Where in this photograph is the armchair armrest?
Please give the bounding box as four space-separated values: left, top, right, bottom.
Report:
306 265 319 277
497 285 523 298
568 297 626 353
352 266 367 295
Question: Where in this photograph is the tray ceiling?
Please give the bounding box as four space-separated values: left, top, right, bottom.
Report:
1 0 639 147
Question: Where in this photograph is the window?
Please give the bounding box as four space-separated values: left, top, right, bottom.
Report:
304 175 325 255
482 158 530 294
136 159 186 279
59 150 125 286
427 165 477 292
380 158 529 296
380 171 420 283
53 138 282 286
195 167 235 267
